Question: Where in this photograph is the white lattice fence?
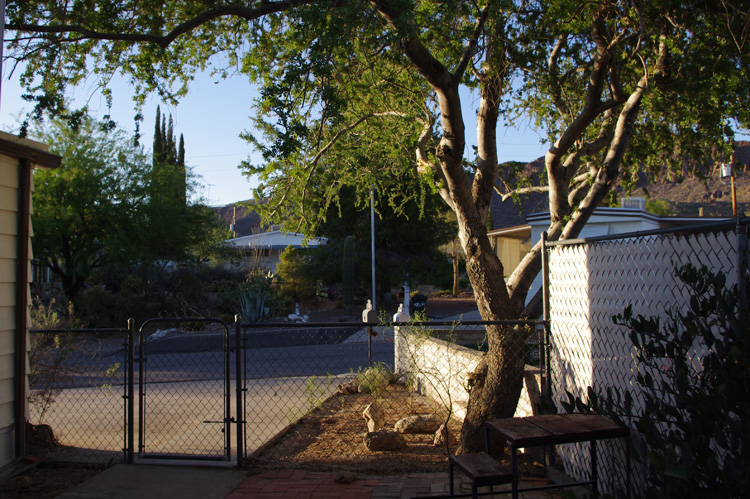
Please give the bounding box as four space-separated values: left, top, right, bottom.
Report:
547 227 741 495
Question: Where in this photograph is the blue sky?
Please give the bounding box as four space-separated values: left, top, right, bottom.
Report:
0 65 548 207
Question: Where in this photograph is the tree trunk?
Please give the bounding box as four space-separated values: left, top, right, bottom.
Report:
457 324 527 454
452 242 460 296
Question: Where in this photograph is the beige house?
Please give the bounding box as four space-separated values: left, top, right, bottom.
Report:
487 224 532 279
0 132 60 470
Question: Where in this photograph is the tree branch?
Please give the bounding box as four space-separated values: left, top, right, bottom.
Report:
8 1 314 49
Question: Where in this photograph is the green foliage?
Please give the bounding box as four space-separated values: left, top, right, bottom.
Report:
73 287 117 328
28 110 230 301
565 264 750 498
276 246 315 302
357 363 396 396
30 113 152 298
343 236 356 315
645 199 675 217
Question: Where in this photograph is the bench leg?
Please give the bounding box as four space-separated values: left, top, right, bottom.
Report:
591 439 598 498
511 444 519 499
449 460 455 495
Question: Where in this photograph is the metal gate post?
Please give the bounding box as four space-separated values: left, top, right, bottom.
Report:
127 318 135 463
138 321 145 456
235 315 243 468
541 231 552 402
224 318 231 460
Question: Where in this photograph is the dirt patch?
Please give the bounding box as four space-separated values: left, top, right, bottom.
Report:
0 462 104 499
249 382 543 478
250 383 459 474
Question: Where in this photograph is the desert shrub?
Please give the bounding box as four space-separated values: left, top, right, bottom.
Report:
276 246 316 301
358 363 398 396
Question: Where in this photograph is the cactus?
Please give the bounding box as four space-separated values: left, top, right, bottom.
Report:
343 235 355 315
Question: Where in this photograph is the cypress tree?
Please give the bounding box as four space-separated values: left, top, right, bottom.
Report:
153 105 163 166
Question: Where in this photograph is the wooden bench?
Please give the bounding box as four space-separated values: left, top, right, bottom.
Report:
448 452 513 499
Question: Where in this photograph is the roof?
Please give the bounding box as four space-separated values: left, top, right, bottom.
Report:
487 224 531 239
526 207 733 225
225 230 326 250
0 131 61 169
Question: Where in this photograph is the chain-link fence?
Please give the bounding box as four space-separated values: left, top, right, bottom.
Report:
28 326 132 465
27 313 550 472
544 220 748 495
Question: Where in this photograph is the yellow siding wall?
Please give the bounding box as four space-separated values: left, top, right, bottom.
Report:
495 236 532 278
0 154 18 469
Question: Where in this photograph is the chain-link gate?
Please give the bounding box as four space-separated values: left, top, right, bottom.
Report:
138 317 237 461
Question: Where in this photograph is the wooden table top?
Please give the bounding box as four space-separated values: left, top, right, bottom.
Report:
484 414 629 447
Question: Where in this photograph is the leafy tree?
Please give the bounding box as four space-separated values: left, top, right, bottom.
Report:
7 0 748 453
30 114 151 299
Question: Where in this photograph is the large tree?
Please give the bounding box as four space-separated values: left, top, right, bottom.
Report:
7 0 748 452
30 114 152 299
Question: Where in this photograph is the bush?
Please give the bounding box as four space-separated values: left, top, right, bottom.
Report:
357 363 398 396
276 246 316 301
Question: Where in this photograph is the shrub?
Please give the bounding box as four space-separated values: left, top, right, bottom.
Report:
357 363 397 396
276 246 316 301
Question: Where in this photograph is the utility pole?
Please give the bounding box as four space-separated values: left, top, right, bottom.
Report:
370 185 376 311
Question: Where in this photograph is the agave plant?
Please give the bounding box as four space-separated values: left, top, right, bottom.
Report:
237 270 274 323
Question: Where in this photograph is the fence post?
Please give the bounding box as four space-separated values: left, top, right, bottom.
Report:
392 304 410 375
127 318 134 464
362 300 376 367
235 315 243 468
540 231 552 403
737 220 747 303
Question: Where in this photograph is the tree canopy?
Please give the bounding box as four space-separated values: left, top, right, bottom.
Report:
30 113 152 298
8 0 749 452
29 110 229 299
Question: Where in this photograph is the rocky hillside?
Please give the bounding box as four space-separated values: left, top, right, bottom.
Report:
214 202 261 237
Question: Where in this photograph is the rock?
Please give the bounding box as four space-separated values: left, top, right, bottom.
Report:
333 471 357 484
394 414 442 434
337 380 359 394
433 424 458 447
362 402 386 432
364 429 407 451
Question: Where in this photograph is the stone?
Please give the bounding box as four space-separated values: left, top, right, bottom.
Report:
333 471 357 484
362 401 386 432
364 429 408 451
337 379 359 394
394 414 442 434
433 424 458 447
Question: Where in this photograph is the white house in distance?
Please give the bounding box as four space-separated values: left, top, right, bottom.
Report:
225 229 326 272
